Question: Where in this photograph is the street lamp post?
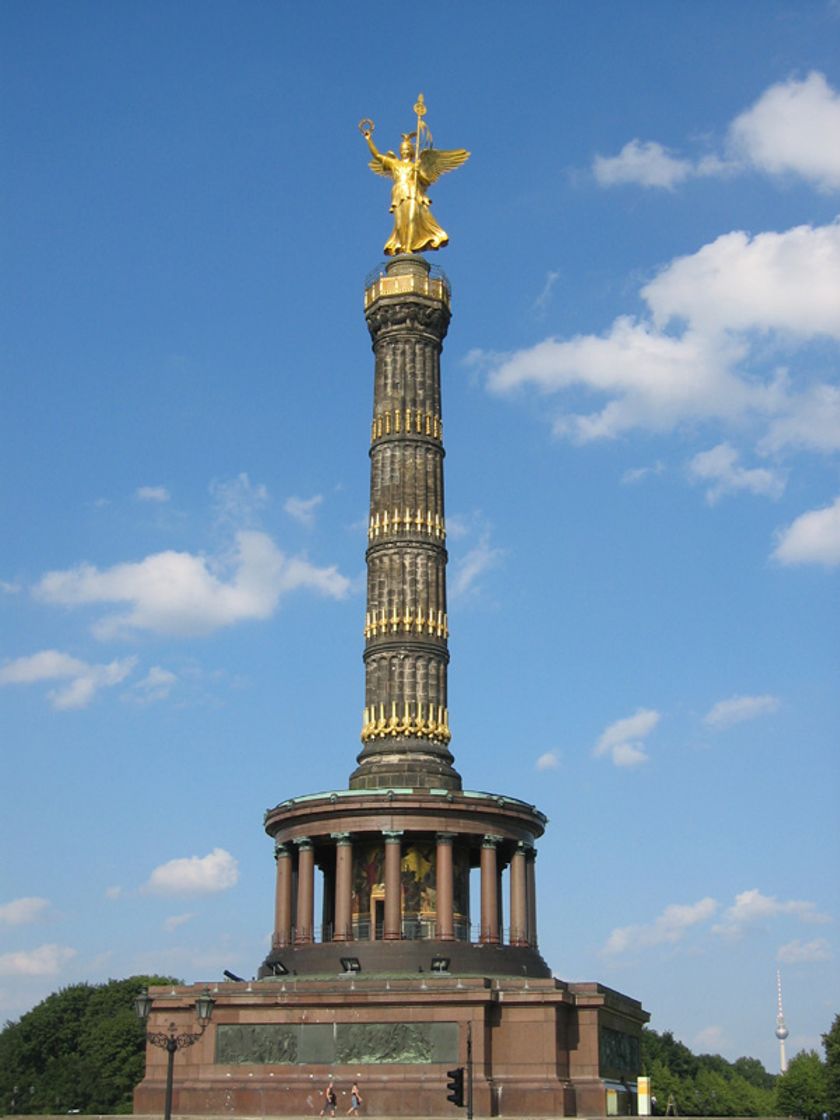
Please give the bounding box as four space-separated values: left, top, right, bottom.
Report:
134 987 215 1120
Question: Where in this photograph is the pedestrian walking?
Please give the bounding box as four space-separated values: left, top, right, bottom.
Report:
320 1082 337 1117
347 1081 363 1116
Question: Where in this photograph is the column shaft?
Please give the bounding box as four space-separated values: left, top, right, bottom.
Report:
510 845 528 946
383 832 403 940
333 833 353 942
273 845 293 948
436 833 455 941
295 840 315 944
526 848 538 948
480 837 500 945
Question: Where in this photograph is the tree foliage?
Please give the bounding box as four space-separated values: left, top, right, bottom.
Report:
776 1049 828 1120
641 1027 779 1116
0 975 179 1115
823 1013 840 1115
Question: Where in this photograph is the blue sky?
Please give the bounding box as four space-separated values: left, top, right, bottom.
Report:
2 0 838 1074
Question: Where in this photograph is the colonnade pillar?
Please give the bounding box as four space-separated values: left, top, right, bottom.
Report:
480 835 501 944
509 842 528 946
295 838 314 944
526 845 538 948
435 832 456 940
383 830 403 940
273 842 293 948
332 832 353 942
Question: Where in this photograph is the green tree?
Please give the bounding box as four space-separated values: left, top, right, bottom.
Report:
0 974 179 1115
642 1026 778 1116
823 1013 840 1115
776 1049 828 1120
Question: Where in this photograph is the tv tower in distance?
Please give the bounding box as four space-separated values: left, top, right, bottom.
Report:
775 969 790 1073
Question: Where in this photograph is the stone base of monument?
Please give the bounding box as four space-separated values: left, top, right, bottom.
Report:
133 977 647 1117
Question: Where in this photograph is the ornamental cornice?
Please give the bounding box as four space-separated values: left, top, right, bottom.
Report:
366 300 450 339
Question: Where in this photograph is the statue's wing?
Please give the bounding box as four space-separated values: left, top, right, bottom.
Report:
418 147 471 183
368 151 395 178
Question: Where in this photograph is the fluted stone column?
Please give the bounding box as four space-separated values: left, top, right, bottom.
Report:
480 835 501 945
352 256 461 792
526 846 538 948
295 838 314 945
510 843 528 946
332 832 353 942
273 842 293 948
435 832 456 941
383 830 403 940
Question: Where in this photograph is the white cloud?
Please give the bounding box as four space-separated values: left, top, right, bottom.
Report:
703 693 781 729
0 898 50 926
777 938 832 964
688 443 785 503
0 944 77 976
284 494 324 527
729 71 840 192
105 886 123 900
593 140 696 189
594 73 840 194
713 888 830 937
450 531 504 599
761 383 840 455
136 485 170 503
143 848 239 896
533 270 560 314
481 219 840 463
694 1025 726 1053
34 530 351 639
535 751 560 771
0 649 137 709
603 897 718 955
594 708 660 768
164 913 195 932
773 497 840 567
0 580 21 594
642 222 840 339
210 473 269 529
621 461 665 485
132 666 178 704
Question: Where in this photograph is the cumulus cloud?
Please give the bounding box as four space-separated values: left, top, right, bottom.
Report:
136 486 170 503
593 708 660 768
703 693 781 729
777 938 832 964
594 140 698 189
284 494 324 527
0 898 50 926
478 218 840 472
594 72 840 193
642 222 840 339
688 443 785 504
143 848 239 896
535 751 560 771
0 944 77 976
0 649 137 709
34 530 351 639
729 71 840 192
603 897 718 955
773 497 840 567
713 888 830 937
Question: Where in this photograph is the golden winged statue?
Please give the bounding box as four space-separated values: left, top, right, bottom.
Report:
360 95 470 255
